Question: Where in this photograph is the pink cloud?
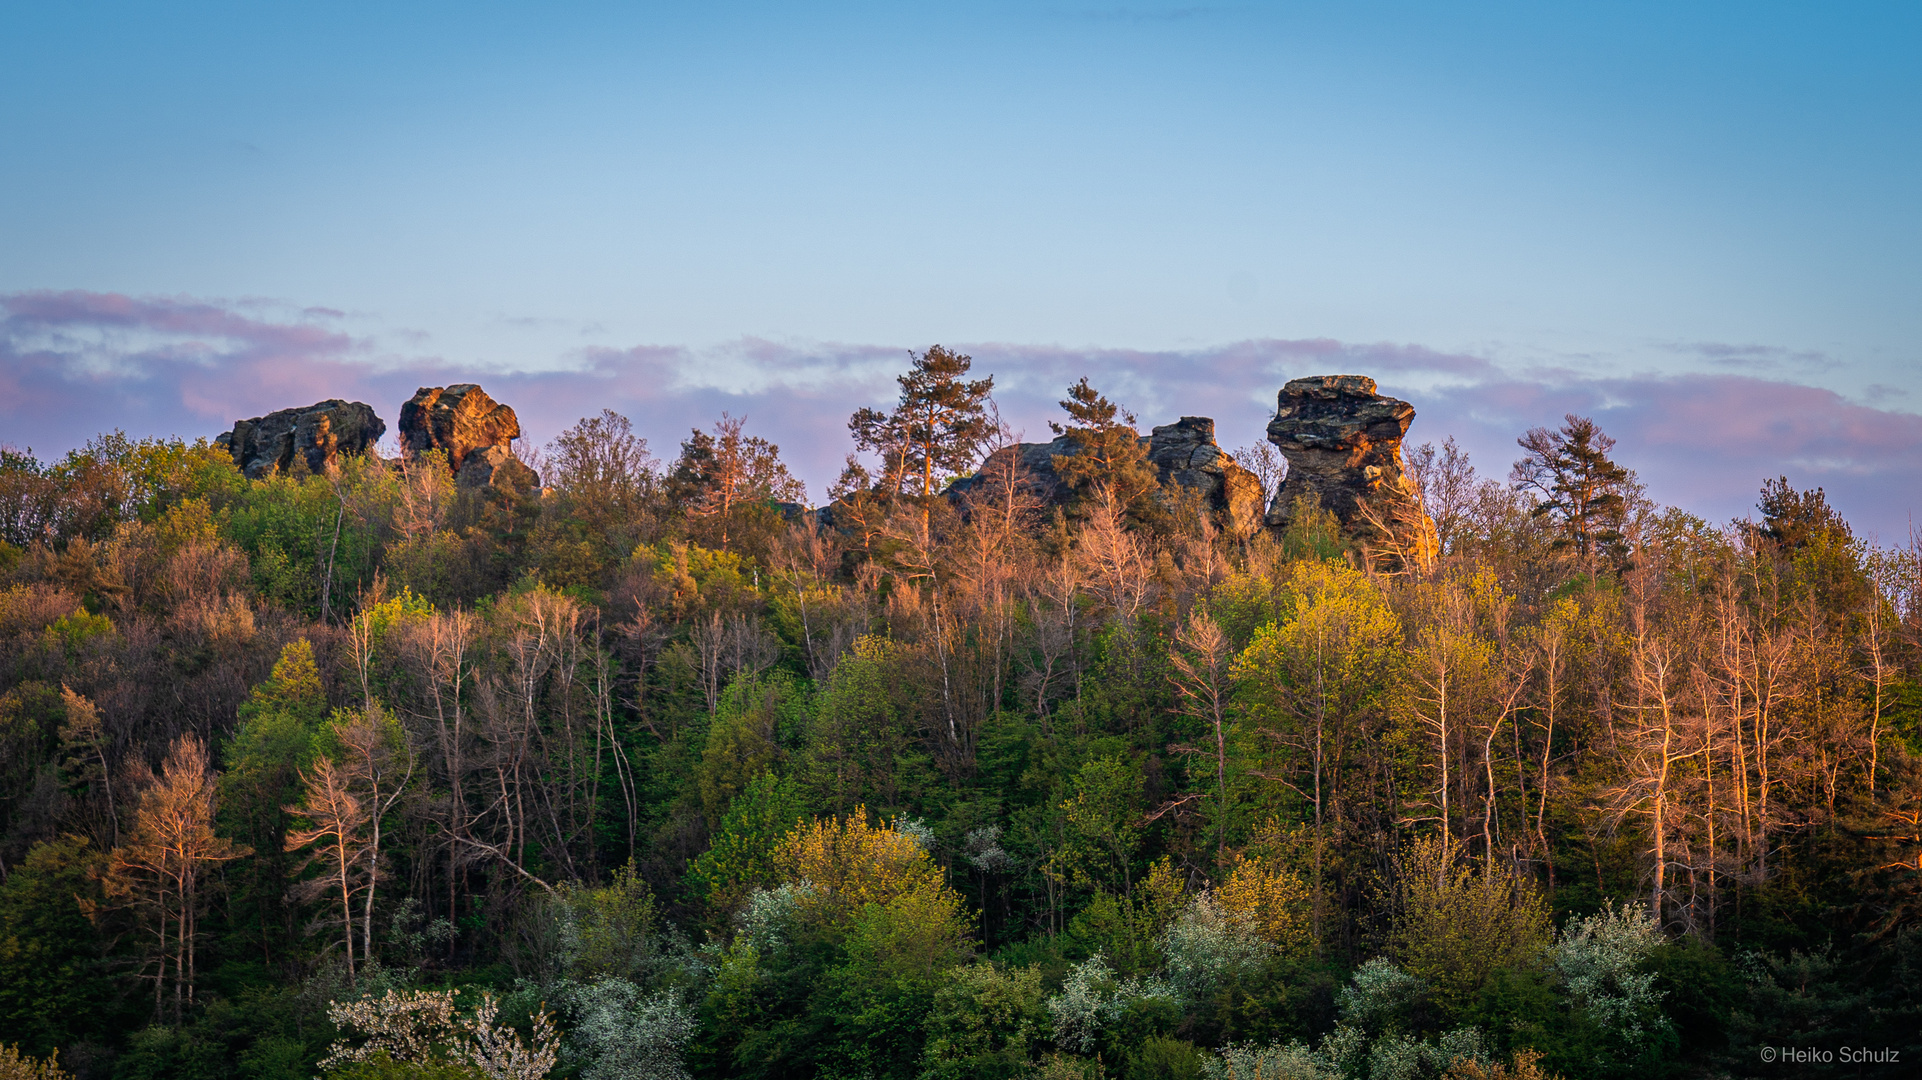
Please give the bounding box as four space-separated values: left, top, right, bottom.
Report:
4 291 1916 540
1 291 384 446
1411 372 1922 539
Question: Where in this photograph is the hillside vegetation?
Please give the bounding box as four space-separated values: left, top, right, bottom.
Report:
0 354 1918 1080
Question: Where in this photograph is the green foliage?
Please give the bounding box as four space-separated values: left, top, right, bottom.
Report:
692 805 978 1078
220 639 330 965
562 862 666 983
1199 1039 1330 1080
221 457 397 617
1548 905 1667 1056
112 1025 234 1080
1048 378 1160 518
1391 839 1551 1019
136 986 330 1080
840 882 975 978
0 681 64 842
1160 893 1278 1005
559 980 696 1080
802 636 933 817
695 676 803 830
1058 756 1142 896
1640 936 1735 1056
5 399 1921 1080
1513 414 1635 570
1124 1037 1204 1080
688 771 808 919
1277 499 1346 565
920 962 1050 1080
1722 947 1880 1072
1047 953 1178 1055
633 541 757 618
0 837 118 1054
222 474 340 615
847 344 996 501
1205 572 1285 653
42 611 112 654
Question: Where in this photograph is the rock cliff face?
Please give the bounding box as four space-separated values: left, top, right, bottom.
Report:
398 384 538 490
1264 375 1436 566
1144 417 1265 534
215 400 385 480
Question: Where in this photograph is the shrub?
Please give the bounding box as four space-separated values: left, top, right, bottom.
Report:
1124 1037 1204 1080
1336 959 1423 1031
560 979 697 1080
0 1046 70 1080
921 962 1050 1080
1161 894 1275 1004
321 990 559 1080
1199 1041 1329 1080
1442 1049 1560 1080
324 1056 487 1080
1047 953 1177 1054
1214 856 1312 953
1548 904 1667 1048
1390 839 1550 1017
775 807 945 922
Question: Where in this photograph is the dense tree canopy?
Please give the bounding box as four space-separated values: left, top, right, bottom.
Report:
0 366 1919 1080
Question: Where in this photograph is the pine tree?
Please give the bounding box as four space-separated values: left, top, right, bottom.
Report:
1048 378 1158 518
1510 414 1634 571
1758 475 1853 552
848 345 996 501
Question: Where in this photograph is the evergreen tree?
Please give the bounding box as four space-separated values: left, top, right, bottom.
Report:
1757 475 1853 552
848 345 997 501
1048 378 1159 518
1510 414 1634 570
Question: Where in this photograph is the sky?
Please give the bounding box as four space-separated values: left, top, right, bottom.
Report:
2 2 1919 538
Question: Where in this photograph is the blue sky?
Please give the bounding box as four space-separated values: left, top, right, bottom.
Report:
3 2 1919 535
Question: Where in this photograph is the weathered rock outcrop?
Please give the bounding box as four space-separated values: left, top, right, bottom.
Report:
1264 375 1436 566
944 416 1260 531
398 384 538 490
947 434 1078 507
215 400 385 480
1144 417 1265 535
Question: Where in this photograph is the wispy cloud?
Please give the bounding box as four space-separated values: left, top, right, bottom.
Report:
1669 340 1840 374
4 291 1916 538
1 290 376 441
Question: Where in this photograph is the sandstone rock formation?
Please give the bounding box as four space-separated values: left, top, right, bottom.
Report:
398 384 538 490
946 434 1077 507
945 415 1261 531
1144 417 1266 535
1264 375 1436 568
215 400 385 480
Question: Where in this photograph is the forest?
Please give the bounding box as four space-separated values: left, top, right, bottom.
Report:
0 349 1918 1080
